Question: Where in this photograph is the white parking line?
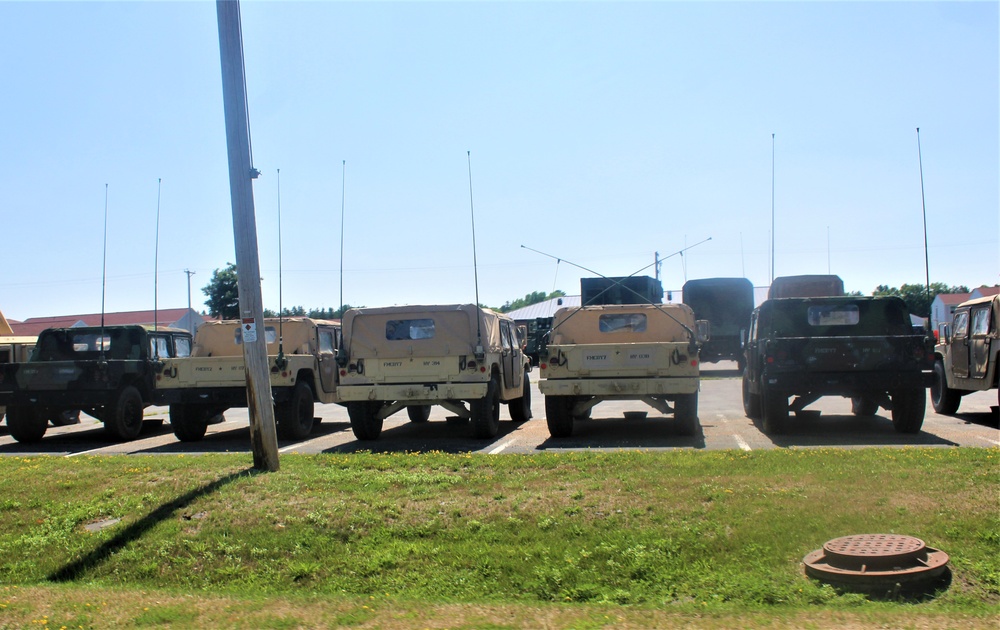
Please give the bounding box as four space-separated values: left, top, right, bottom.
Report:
66 446 110 458
733 434 752 451
488 438 516 455
979 436 1000 447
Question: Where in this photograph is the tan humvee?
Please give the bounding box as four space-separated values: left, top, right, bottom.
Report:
337 304 532 440
156 318 341 442
932 294 999 414
538 303 707 437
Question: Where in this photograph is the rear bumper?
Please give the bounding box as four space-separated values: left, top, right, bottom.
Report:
337 382 488 402
539 377 699 397
764 370 932 394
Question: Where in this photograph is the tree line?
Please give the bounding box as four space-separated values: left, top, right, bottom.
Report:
201 263 981 321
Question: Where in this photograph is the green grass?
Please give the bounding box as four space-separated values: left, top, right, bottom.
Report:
0 448 996 628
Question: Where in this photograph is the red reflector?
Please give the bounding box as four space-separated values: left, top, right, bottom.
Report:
340 369 347 376
690 360 698 367
480 366 486 372
540 363 547 370
766 356 774 364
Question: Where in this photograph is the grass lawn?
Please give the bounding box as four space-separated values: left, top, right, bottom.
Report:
0 448 996 628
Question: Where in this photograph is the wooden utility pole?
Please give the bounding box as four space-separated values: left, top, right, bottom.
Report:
216 0 279 471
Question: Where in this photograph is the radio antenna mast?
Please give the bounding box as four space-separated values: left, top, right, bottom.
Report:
153 177 162 342
100 183 109 360
916 127 931 309
467 151 483 349
276 168 285 368
339 159 346 320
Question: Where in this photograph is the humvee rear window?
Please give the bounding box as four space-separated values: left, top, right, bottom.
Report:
598 313 647 333
386 319 435 340
808 304 859 327
175 337 192 357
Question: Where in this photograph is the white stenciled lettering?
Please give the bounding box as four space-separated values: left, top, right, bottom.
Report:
383 361 403 367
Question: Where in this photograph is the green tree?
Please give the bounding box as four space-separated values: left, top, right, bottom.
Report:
872 282 969 318
499 290 566 313
202 263 240 319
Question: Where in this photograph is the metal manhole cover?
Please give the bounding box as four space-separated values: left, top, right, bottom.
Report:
803 534 949 590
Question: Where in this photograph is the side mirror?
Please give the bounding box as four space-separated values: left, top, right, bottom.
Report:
695 320 711 344
937 323 950 344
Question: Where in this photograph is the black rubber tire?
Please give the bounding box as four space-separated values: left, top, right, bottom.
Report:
850 397 879 417
930 361 961 415
105 385 144 441
761 387 788 435
277 381 315 440
544 395 574 438
508 371 532 423
406 405 431 423
170 404 209 442
470 375 501 439
891 388 926 434
49 409 81 427
7 406 48 443
742 369 761 419
348 401 383 441
674 392 699 436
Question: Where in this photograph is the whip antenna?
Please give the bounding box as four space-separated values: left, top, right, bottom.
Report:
153 178 161 343
100 183 109 360
276 168 285 367
467 151 483 349
339 159 346 320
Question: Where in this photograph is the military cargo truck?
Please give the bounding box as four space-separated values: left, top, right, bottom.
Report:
336 304 532 440
768 274 845 299
581 275 663 306
931 294 999 414
154 318 341 441
682 277 754 368
742 296 933 434
538 303 707 437
0 325 192 443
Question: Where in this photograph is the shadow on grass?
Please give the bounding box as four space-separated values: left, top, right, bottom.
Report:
47 467 261 583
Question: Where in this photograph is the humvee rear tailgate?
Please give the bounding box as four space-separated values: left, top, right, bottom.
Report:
548 343 698 377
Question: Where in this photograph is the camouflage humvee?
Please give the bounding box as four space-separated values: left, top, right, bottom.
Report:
538 303 707 437
337 304 532 440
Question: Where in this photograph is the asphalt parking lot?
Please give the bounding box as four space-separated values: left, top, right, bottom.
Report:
2 362 996 457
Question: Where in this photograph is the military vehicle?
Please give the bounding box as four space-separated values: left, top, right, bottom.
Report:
538 303 708 437
0 334 38 425
742 296 933 434
154 318 342 441
682 277 754 368
931 294 999 413
768 274 845 299
0 325 192 442
336 304 532 440
581 275 663 306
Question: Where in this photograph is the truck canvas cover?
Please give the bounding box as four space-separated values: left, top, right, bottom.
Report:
550 304 695 346
193 318 335 357
342 304 503 359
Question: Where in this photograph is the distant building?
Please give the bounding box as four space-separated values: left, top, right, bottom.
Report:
8 308 207 337
970 286 1000 300
505 295 582 322
930 293 971 331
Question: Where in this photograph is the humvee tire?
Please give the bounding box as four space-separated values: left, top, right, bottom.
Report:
407 405 431 423
105 385 144 442
891 388 925 434
544 395 574 438
674 392 699 436
930 361 961 415
761 387 788 435
277 381 315 440
508 371 532 423
742 369 761 419
170 404 210 442
7 406 48 443
851 397 879 417
348 401 383 441
470 375 501 438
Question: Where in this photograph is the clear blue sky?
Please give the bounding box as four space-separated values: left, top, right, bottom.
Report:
1 1 997 321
